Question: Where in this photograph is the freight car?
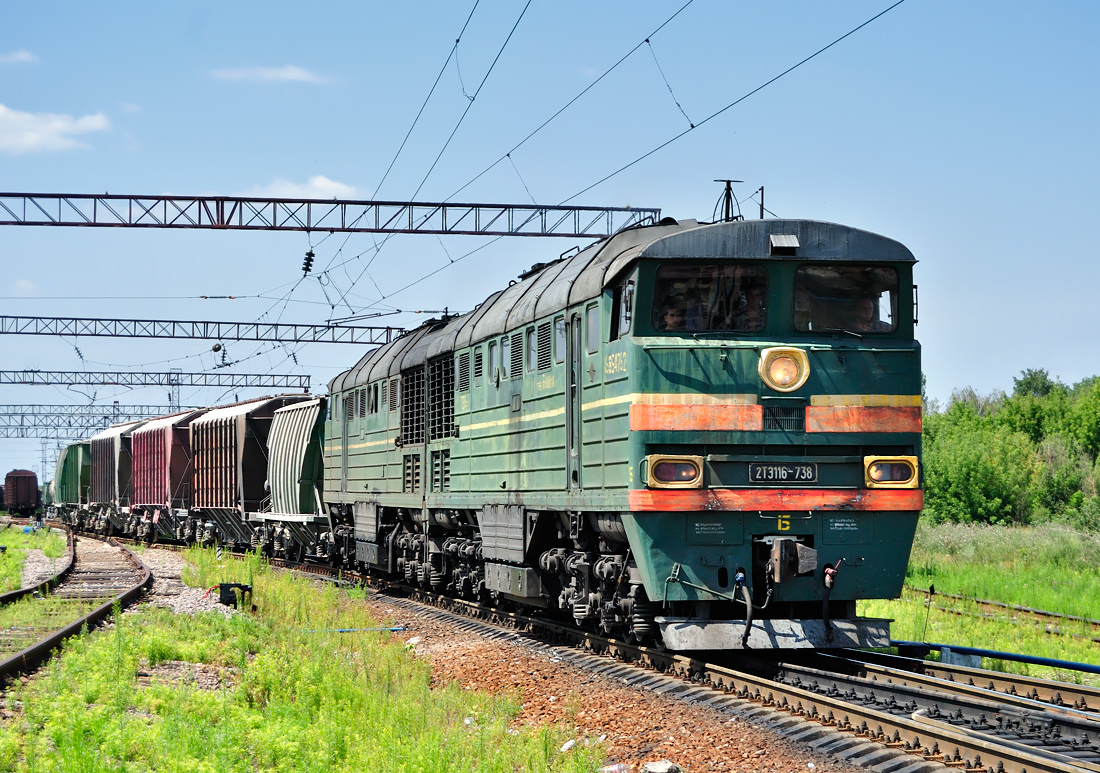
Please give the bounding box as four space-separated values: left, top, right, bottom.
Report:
52 397 313 547
323 217 923 650
86 420 148 536
4 469 40 516
130 409 208 543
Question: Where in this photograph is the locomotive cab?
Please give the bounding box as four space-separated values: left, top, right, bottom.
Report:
614 221 921 649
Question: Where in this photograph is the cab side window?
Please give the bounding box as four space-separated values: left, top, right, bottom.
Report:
585 304 600 354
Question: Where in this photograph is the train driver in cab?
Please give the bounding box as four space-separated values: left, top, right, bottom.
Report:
851 297 891 332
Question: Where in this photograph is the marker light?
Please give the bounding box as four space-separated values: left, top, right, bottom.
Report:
645 455 704 489
864 456 918 488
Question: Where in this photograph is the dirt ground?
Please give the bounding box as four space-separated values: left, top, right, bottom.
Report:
364 597 871 773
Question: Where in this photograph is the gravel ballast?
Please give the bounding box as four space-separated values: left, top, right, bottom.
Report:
138 548 874 772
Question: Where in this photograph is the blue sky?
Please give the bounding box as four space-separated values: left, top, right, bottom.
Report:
2 1 1099 475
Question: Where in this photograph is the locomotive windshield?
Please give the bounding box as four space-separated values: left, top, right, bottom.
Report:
794 265 897 333
652 263 768 332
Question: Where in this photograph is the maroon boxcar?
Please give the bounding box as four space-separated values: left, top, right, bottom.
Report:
4 469 40 516
131 409 207 542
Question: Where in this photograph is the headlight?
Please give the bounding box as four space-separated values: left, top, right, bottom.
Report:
759 347 810 392
864 456 918 488
645 455 704 488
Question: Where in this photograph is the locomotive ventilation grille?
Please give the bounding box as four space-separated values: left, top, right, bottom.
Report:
763 405 805 432
402 367 426 445
428 355 456 441
432 450 450 492
404 454 421 493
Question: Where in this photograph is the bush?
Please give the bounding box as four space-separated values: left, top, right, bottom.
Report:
923 422 1037 525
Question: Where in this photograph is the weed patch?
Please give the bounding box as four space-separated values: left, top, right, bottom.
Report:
0 550 603 772
0 527 66 592
861 521 1100 683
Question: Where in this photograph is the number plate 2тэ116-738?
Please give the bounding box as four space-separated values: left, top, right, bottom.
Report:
748 462 818 483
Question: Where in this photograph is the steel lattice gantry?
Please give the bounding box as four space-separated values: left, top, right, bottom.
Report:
0 193 660 238
0 404 182 439
0 316 398 345
0 370 310 389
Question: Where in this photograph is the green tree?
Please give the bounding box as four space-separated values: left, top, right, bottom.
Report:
1033 434 1088 515
1066 381 1100 458
923 423 1038 525
1012 367 1058 397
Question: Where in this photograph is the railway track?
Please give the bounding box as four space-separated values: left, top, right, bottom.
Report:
904 585 1100 642
361 581 1100 773
0 532 151 681
106 540 1100 772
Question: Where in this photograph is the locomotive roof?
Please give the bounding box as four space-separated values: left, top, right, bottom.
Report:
329 217 914 392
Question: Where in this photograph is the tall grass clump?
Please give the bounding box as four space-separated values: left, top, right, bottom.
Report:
906 521 1100 617
0 547 603 772
861 519 1100 683
0 526 67 592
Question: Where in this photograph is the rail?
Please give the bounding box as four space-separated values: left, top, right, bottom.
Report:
0 535 151 681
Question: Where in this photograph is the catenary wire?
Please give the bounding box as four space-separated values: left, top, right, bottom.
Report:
322 1 695 318
445 0 696 202
326 1 533 315
561 0 908 204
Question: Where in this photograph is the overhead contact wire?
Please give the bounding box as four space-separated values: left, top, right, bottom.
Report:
445 0 696 202
321 0 483 279
329 1 533 315
321 2 690 316
341 1 697 317
563 0 909 204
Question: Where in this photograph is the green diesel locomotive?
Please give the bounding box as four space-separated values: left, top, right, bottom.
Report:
321 216 922 650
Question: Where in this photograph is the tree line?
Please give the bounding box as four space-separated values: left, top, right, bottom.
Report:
922 368 1100 531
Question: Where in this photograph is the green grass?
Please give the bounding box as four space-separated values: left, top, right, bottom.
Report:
903 521 1100 617
0 548 605 773
0 527 67 593
860 521 1100 685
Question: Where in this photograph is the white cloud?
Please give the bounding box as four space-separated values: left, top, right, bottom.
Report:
14 280 38 296
210 65 327 84
245 175 362 199
0 50 39 64
0 103 110 154
121 102 140 113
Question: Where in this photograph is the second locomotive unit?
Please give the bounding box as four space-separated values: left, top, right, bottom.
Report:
323 217 922 650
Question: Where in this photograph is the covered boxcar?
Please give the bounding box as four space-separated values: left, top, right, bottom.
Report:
4 469 40 516
88 420 148 535
323 217 922 650
130 409 208 542
188 395 310 547
53 442 91 525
